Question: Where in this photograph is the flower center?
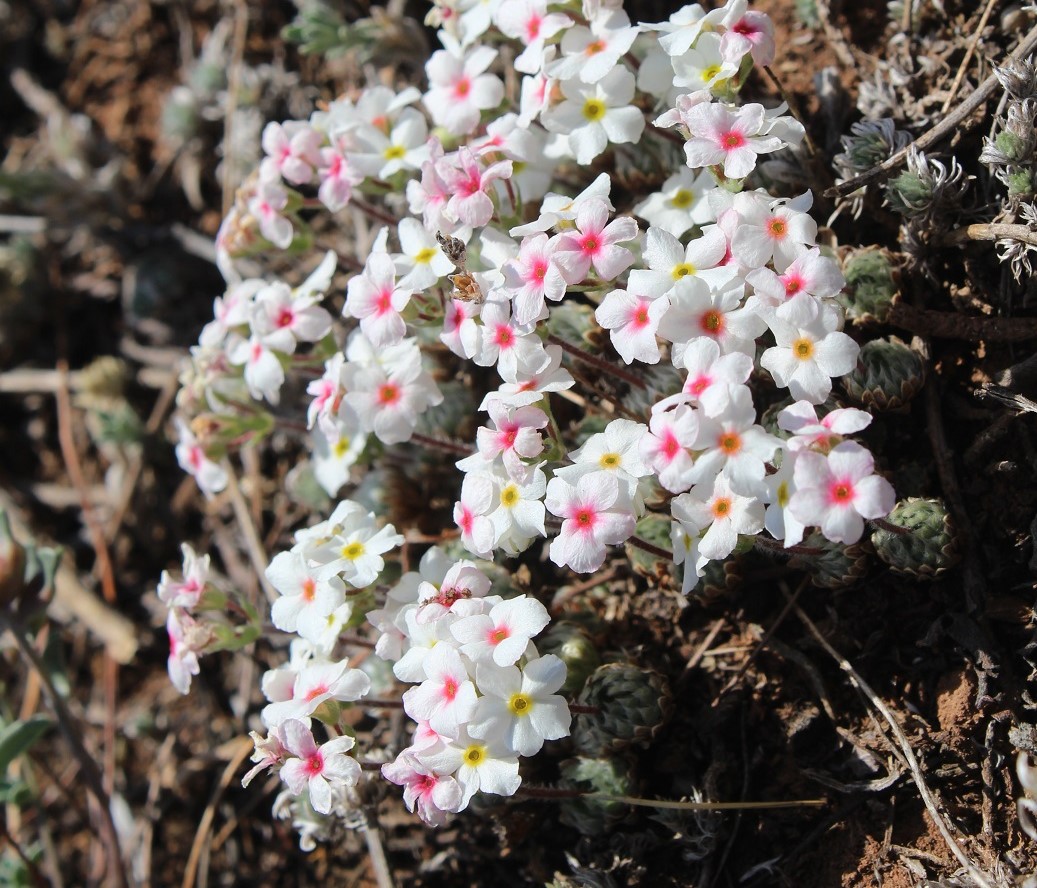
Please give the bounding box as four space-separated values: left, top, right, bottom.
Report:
719 432 741 454
598 452 620 469
508 693 532 716
671 189 693 209
721 130 746 149
711 497 732 518
501 485 520 507
455 77 471 97
582 98 606 121
340 541 366 560
702 64 723 82
383 144 406 160
574 507 596 530
305 753 324 776
688 375 711 396
700 310 724 334
463 745 486 766
672 262 695 279
767 218 787 239
301 577 316 602
415 247 436 265
792 337 814 360
377 383 400 405
829 481 854 504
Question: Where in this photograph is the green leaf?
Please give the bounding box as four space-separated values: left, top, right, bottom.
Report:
0 716 53 773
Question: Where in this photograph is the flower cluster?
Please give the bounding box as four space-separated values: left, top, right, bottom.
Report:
240 501 403 815
157 0 899 844
371 548 570 824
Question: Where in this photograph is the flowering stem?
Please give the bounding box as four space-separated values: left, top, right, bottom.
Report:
626 534 673 561
568 703 600 715
869 516 909 535
362 698 406 709
351 196 401 227
545 333 647 389
516 784 825 810
408 432 474 457
753 535 827 557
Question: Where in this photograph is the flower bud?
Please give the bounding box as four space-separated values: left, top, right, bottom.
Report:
870 497 958 579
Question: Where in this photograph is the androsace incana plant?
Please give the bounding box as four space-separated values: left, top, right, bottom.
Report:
156 0 895 845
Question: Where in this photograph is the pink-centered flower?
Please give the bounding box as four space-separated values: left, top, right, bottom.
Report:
381 750 463 827
402 643 478 738
681 101 785 180
777 401 872 454
438 147 513 229
158 543 211 609
546 471 636 573
424 39 505 136
476 402 548 483
345 252 413 348
788 441 895 544
640 403 699 493
552 198 638 284
496 0 572 74
503 234 568 326
595 286 670 365
279 719 361 815
451 594 550 666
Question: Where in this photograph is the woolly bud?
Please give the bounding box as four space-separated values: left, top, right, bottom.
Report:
843 336 925 411
573 663 673 755
870 497 958 579
839 249 897 324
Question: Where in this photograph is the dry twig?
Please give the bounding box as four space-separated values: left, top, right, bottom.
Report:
791 600 996 888
826 23 1037 199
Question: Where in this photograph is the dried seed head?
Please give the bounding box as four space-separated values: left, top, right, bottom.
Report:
448 270 483 303
995 56 1037 102
435 230 467 268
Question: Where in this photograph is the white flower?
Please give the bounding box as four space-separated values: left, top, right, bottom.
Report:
541 66 645 165
760 307 859 404
681 101 785 180
174 418 227 498
402 643 478 738
420 726 522 810
424 37 504 136
546 471 636 573
265 550 346 641
469 655 571 756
